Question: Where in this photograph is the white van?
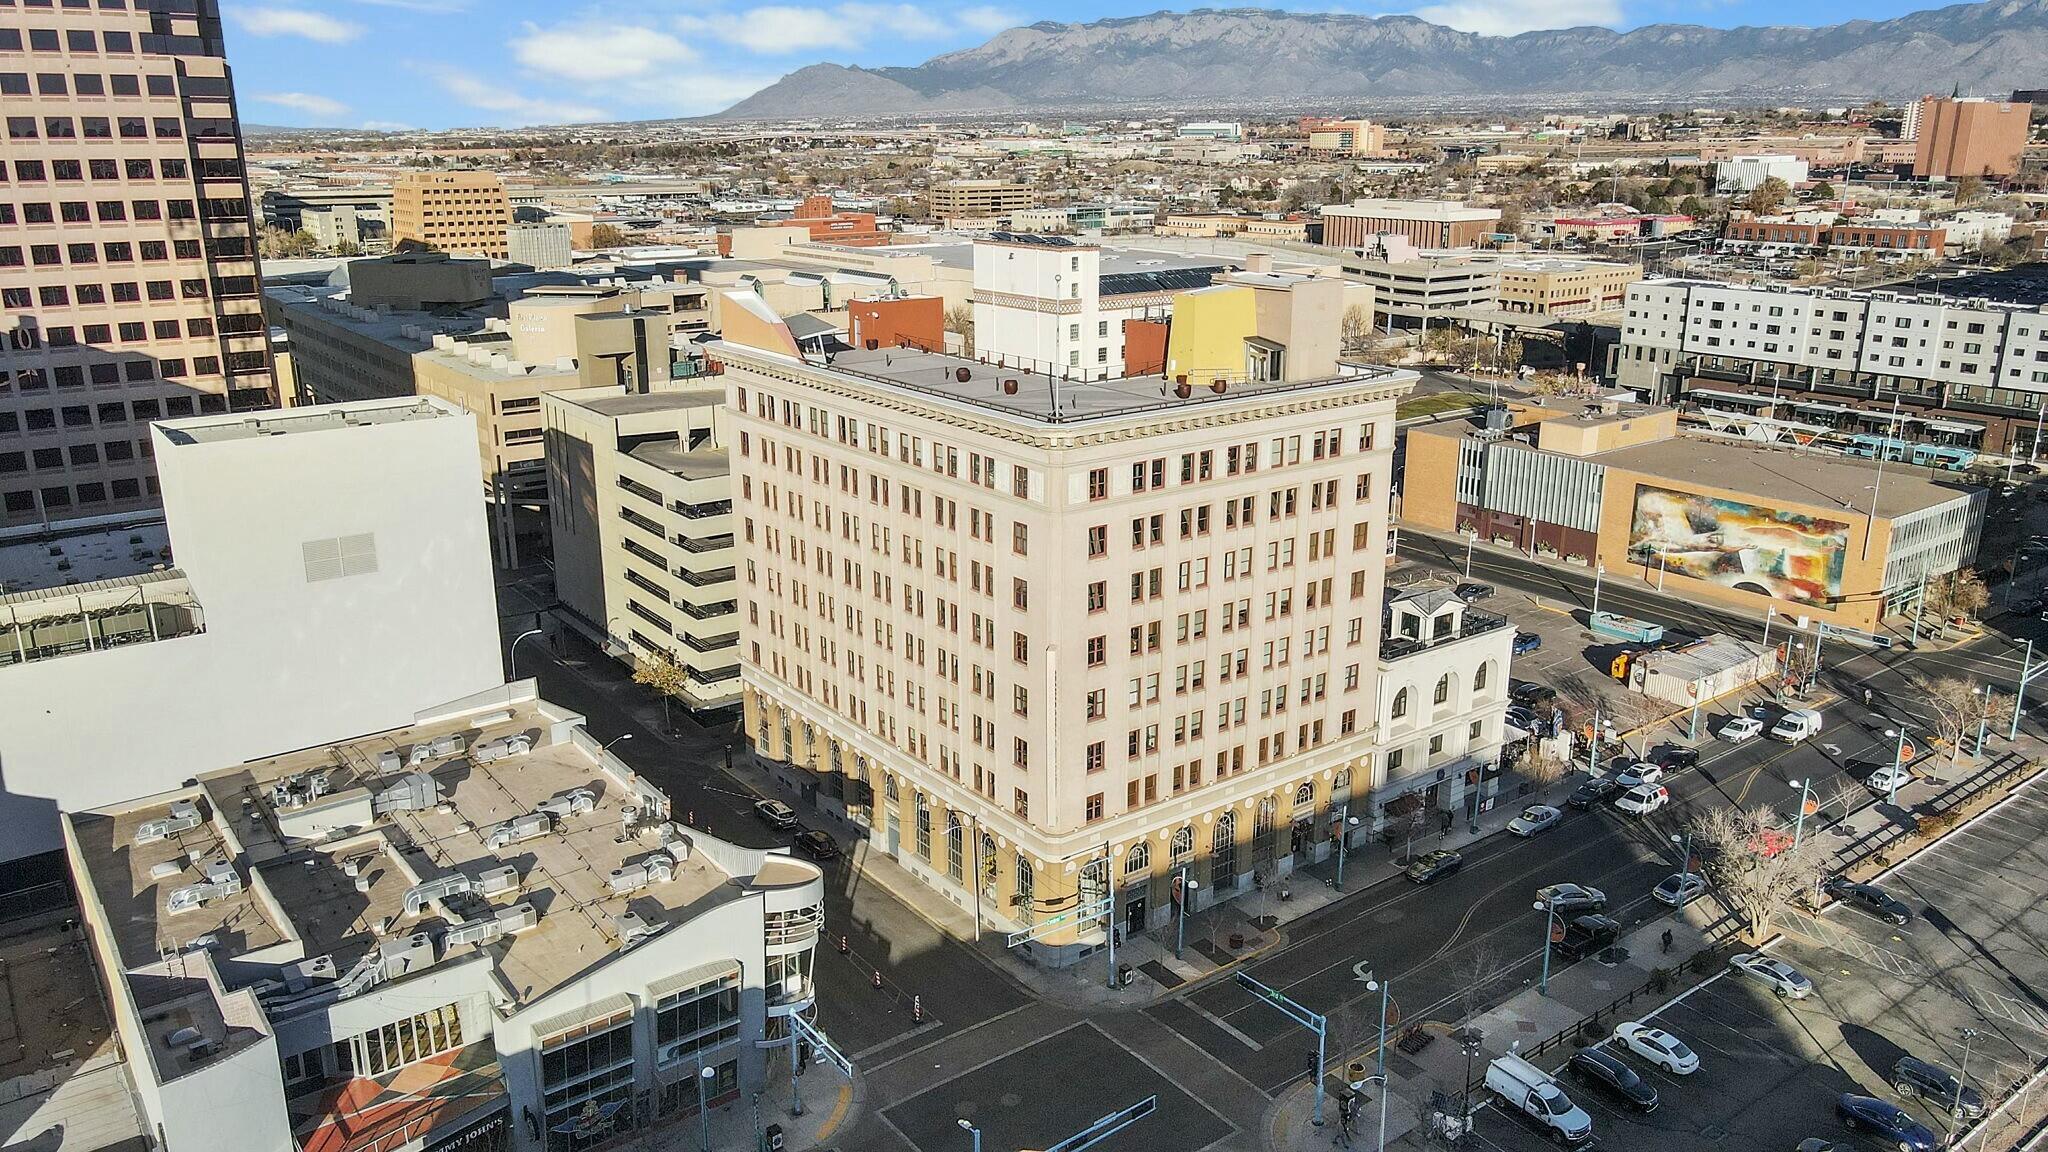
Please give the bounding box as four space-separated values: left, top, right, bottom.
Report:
1768 708 1823 743
1486 1052 1593 1145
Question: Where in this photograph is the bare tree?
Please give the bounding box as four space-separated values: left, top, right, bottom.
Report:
1686 804 1829 943
1923 570 1990 622
1924 677 1984 766
943 303 974 356
630 652 691 734
1340 304 1372 351
1455 943 1508 1023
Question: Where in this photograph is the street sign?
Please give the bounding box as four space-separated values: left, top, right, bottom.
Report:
1005 897 1112 948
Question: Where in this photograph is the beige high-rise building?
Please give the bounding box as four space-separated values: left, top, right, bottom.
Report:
0 0 272 528
928 179 1035 222
391 170 511 259
722 335 1513 963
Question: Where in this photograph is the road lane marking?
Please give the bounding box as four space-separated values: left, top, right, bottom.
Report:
1188 999 1264 1050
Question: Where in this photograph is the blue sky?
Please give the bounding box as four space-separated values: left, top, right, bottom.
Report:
224 0 1941 130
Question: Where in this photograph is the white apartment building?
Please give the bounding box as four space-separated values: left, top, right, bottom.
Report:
719 336 1511 963
65 682 826 1152
544 382 742 710
0 396 503 862
1612 278 2048 459
969 235 1225 381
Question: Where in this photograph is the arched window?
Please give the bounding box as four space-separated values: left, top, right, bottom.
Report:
1333 767 1352 790
1474 662 1489 692
1294 782 1315 806
1170 826 1194 865
980 833 997 891
1254 797 1277 838
1434 673 1452 705
1125 842 1151 876
1391 688 1409 719
946 814 965 882
1212 813 1238 883
1014 857 1035 921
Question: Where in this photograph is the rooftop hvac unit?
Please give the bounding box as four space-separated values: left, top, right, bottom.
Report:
377 750 403 773
136 802 204 845
403 873 475 918
373 772 440 815
378 931 437 980
612 911 664 950
536 788 595 820
442 914 505 948
472 734 534 764
166 867 242 915
496 902 539 933
282 954 338 993
606 853 675 895
333 947 385 999
476 864 521 896
485 811 552 849
270 772 332 811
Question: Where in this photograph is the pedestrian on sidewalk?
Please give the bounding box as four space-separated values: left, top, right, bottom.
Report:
1661 927 1673 954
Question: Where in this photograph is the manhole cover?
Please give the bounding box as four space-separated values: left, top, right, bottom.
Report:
1516 1019 1539 1033
999 1092 1022 1108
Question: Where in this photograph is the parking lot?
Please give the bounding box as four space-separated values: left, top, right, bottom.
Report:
1464 774 2048 1152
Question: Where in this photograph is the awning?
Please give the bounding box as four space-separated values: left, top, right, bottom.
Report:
1502 723 1532 743
1689 388 1768 404
1793 400 1852 414
1919 418 1985 433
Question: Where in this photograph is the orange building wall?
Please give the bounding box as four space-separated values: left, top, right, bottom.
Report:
1395 428 1465 533
1914 98 2031 179
848 296 945 352
1123 318 1169 376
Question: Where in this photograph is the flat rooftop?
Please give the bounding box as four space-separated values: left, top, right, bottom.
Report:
75 696 817 1017
1589 435 1974 519
157 397 456 445
808 343 1410 425
574 386 725 418
629 441 728 481
0 517 169 594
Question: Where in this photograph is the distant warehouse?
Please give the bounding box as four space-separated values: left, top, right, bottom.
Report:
1401 399 1984 633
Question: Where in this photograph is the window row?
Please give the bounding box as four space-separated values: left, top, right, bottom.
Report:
4 156 190 183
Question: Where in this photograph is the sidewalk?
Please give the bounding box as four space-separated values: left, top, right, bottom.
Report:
629 1051 861 1152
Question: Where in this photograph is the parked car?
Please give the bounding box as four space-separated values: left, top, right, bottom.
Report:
1796 1141 1842 1152
1865 762 1914 795
1614 783 1671 815
1729 952 1814 999
1405 849 1465 883
1456 581 1495 601
1567 1047 1659 1112
1508 805 1563 837
1836 1093 1940 1152
793 829 841 860
1613 1023 1700 1074
1616 762 1665 789
1891 1055 1985 1118
1567 777 1619 810
1825 879 1914 926
1720 716 1765 743
753 799 799 829
1535 883 1608 915
1653 872 1708 907
1505 705 1546 735
1513 631 1543 655
1654 746 1700 771
1511 682 1559 708
2012 598 2044 617
1555 914 1623 960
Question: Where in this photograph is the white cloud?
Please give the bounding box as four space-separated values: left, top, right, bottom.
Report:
678 3 960 54
509 22 696 82
230 5 364 43
956 4 1019 33
361 119 417 131
255 91 350 118
1410 0 1622 34
424 66 610 125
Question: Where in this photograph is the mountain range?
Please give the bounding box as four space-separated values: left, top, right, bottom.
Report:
717 0 2048 119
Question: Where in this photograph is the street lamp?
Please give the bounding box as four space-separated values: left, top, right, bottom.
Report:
1956 1028 1983 1126
958 1118 982 1152
1591 562 1606 621
1335 806 1361 891
1789 777 1812 852
1175 868 1198 959
1458 1029 1485 1129
1762 605 1777 650
1463 528 1478 577
1973 686 1992 758
1534 898 1561 996
1885 725 1910 806
698 1064 718 1152
1365 977 1392 1152
509 627 544 680
1670 830 1692 876
602 733 633 755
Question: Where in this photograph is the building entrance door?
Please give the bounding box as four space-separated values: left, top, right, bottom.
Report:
1125 896 1147 937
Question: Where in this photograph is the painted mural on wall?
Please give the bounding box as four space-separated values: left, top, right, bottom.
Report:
1627 484 1848 603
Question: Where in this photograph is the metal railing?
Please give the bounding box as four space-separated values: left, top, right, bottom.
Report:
1379 610 1510 661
